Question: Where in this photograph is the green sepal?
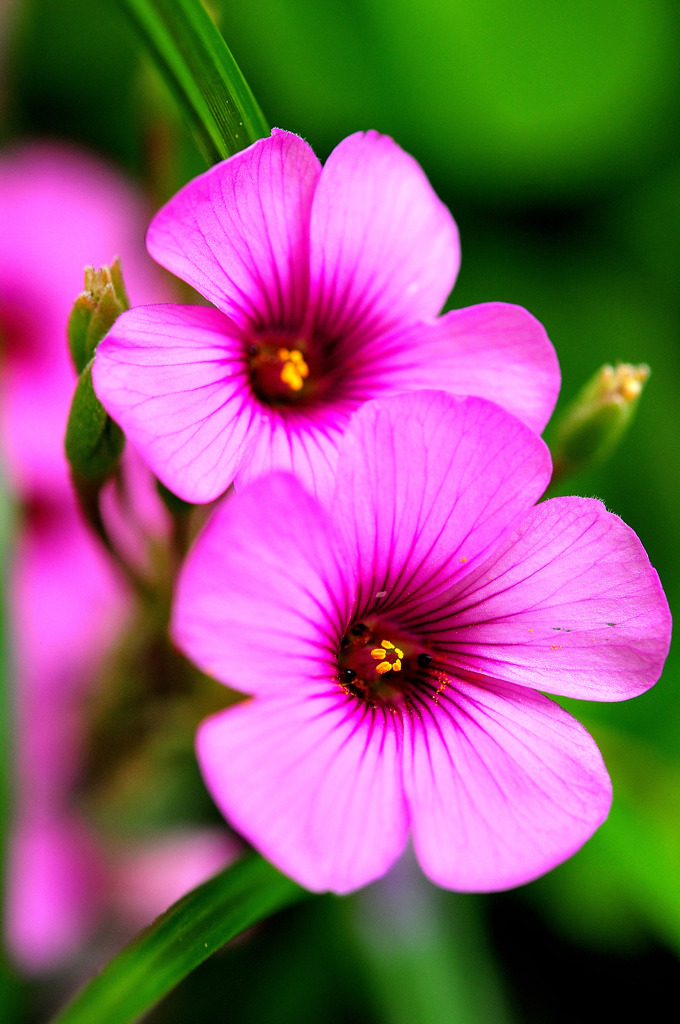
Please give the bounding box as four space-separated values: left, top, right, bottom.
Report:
68 259 129 374
65 360 125 481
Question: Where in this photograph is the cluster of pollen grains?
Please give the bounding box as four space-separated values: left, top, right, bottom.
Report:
337 620 444 712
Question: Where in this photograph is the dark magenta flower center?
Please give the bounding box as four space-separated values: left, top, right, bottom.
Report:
338 618 445 710
247 331 336 407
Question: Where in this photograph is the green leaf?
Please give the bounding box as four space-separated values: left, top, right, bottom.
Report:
119 0 270 165
51 852 306 1024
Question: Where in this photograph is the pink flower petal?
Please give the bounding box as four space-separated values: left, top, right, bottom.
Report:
234 403 351 501
358 302 560 434
333 391 551 616
426 497 672 701
197 693 409 893
308 131 459 345
146 130 321 331
93 304 258 502
172 473 349 696
404 677 611 891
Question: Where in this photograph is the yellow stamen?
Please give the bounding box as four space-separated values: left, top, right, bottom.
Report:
376 661 393 674
381 640 394 650
395 647 404 659
392 659 402 672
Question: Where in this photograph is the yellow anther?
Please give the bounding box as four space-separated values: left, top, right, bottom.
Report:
280 361 305 391
277 347 309 392
368 637 404 674
290 351 308 371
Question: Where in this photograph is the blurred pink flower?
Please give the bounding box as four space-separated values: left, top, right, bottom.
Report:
0 143 232 971
0 143 165 495
93 129 559 503
173 391 670 895
112 829 242 932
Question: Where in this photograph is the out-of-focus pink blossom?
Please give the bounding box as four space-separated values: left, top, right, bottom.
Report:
0 142 166 495
94 129 560 503
0 143 233 971
173 391 671 895
112 829 243 931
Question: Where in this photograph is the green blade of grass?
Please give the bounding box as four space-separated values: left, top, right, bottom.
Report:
51 852 306 1024
119 0 270 164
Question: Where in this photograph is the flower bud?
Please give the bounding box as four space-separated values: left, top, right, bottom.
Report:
68 258 130 374
551 362 650 479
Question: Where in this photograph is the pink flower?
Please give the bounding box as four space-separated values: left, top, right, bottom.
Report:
0 143 232 970
0 142 166 496
93 130 559 503
111 829 243 932
0 142 162 968
173 391 671 894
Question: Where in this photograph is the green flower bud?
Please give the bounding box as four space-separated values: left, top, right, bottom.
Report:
551 363 650 480
67 258 130 374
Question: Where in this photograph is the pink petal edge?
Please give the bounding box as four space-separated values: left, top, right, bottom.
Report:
146 130 321 331
426 496 672 701
172 473 350 696
404 677 612 891
94 304 256 503
308 131 460 345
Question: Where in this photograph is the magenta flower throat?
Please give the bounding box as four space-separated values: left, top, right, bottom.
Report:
173 391 671 895
93 129 559 502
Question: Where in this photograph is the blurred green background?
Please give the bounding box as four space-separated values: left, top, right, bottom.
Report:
2 0 679 1020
